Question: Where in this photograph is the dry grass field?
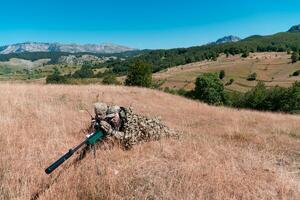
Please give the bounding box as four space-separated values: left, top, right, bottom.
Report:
154 52 300 92
0 83 300 199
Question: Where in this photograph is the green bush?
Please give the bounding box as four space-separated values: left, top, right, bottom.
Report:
125 60 152 87
292 70 300 76
241 51 249 58
263 86 288 111
102 75 120 85
151 79 166 89
239 82 268 110
225 78 235 85
280 81 300 113
247 72 257 81
165 75 300 113
192 73 225 105
46 74 68 84
72 64 94 78
219 70 225 80
223 90 243 107
291 51 299 63
229 81 300 113
46 68 67 84
163 87 191 97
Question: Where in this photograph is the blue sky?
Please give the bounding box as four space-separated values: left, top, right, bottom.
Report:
1 0 300 49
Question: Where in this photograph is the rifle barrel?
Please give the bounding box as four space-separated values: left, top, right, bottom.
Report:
45 140 86 174
44 130 104 175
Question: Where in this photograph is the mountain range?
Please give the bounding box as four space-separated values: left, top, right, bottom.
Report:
214 35 241 44
0 35 245 55
0 42 135 54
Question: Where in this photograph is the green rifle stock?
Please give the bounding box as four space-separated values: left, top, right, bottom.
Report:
45 129 105 174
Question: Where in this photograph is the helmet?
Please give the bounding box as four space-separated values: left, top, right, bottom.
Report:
94 102 108 118
106 105 121 118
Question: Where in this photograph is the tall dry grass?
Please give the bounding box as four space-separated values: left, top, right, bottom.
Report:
0 83 299 200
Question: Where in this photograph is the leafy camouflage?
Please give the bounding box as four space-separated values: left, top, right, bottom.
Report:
120 107 178 148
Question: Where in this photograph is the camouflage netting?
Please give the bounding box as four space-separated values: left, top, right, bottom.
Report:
78 107 178 160
120 108 178 148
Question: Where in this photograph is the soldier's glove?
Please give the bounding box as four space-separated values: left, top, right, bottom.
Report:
100 121 113 135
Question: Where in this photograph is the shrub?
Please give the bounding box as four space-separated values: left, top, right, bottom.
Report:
125 60 152 87
177 88 189 96
151 79 166 89
263 86 288 111
238 81 268 110
241 51 249 58
72 64 94 79
224 90 243 107
291 51 299 63
225 78 234 86
192 73 225 105
163 87 191 97
219 70 225 80
247 72 257 81
292 70 300 76
102 75 120 85
46 69 67 84
229 81 300 113
280 81 300 112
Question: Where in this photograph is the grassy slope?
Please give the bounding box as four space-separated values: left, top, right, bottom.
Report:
154 52 300 92
0 83 299 199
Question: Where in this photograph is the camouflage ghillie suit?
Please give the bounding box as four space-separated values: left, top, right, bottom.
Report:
120 107 177 148
78 103 177 160
95 103 177 149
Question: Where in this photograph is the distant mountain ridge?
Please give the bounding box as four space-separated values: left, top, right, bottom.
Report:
0 42 135 54
214 35 241 44
100 24 300 74
288 25 300 33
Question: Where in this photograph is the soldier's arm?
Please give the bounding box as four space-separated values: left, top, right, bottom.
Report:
100 121 124 139
110 130 125 139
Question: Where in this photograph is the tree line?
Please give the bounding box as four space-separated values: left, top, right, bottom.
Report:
46 62 120 85
97 32 300 74
47 60 300 114
174 73 300 114
0 50 141 64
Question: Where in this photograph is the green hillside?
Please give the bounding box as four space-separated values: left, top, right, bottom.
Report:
153 52 300 92
100 32 300 74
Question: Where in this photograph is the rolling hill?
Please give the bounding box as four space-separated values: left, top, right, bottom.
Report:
0 83 299 199
154 52 300 92
100 25 300 74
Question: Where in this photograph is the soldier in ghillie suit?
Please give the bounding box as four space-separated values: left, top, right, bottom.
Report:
93 102 177 149
44 103 177 174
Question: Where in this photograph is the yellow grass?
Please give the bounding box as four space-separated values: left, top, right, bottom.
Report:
154 52 300 92
0 83 300 199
